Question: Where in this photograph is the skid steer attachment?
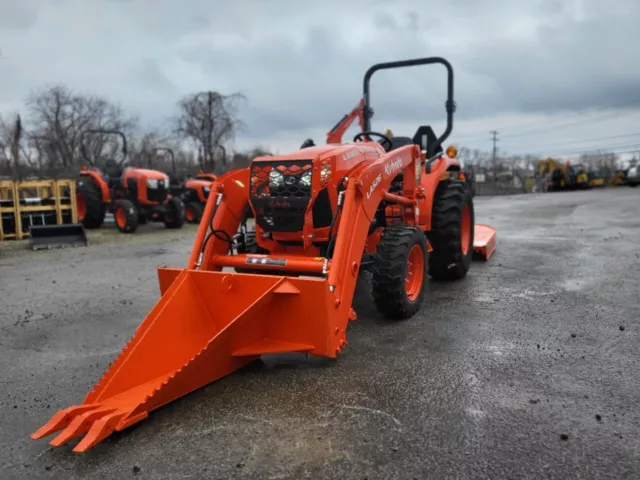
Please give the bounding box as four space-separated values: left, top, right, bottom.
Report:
28 224 88 250
32 56 496 452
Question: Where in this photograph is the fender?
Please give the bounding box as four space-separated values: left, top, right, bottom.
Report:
79 170 110 202
417 156 462 231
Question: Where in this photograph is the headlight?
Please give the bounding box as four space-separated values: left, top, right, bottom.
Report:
269 170 284 187
300 171 312 187
320 163 331 183
147 179 158 189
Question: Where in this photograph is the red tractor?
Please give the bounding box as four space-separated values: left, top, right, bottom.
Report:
76 129 185 233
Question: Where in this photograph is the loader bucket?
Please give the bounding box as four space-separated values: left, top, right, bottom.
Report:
28 224 88 251
31 268 340 452
472 224 496 260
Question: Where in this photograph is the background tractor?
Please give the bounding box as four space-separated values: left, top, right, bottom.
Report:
148 147 216 224
76 129 185 233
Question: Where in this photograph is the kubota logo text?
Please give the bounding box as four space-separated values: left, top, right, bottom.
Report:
367 174 382 199
385 158 403 177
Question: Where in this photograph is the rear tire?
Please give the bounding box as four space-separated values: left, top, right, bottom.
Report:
164 196 185 229
371 224 427 320
76 180 105 229
185 201 203 224
427 179 474 281
114 199 139 233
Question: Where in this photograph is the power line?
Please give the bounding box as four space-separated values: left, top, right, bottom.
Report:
501 141 640 158
454 98 640 142
509 132 640 153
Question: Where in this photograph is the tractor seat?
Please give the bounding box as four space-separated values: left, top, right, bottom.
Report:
103 159 124 188
386 136 414 152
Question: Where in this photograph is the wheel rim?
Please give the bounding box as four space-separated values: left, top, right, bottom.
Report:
115 207 127 228
461 204 471 255
405 244 424 301
76 193 86 220
185 206 194 222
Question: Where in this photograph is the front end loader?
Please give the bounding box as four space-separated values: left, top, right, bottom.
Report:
31 56 496 453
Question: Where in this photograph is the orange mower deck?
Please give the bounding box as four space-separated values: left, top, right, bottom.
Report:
472 224 496 260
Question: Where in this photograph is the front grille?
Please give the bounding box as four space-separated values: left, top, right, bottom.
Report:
250 160 312 232
147 181 168 203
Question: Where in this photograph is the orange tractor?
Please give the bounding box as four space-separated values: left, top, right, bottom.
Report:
32 57 496 452
180 171 217 223
76 129 185 233
150 147 217 224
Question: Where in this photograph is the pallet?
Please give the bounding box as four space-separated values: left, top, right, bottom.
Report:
0 179 79 241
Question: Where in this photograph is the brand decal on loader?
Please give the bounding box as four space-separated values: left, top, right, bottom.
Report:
366 174 382 199
245 256 287 267
270 199 291 208
385 158 403 177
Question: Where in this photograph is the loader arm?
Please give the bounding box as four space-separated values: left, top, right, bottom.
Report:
326 99 366 144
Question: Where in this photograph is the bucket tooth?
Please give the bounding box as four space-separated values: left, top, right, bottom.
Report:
30 404 102 440
32 269 335 452
49 406 117 447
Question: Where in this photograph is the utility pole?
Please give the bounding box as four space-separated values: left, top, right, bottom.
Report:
490 130 499 192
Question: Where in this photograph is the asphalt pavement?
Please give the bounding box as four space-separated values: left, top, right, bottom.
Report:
1 187 638 479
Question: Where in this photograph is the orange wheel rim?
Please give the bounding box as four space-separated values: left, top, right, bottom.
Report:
76 193 86 220
461 205 471 255
405 244 424 301
185 207 194 221
115 208 127 228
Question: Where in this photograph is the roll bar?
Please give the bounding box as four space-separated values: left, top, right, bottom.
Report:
362 56 455 157
80 129 128 166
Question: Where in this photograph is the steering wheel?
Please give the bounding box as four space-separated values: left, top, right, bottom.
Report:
353 131 393 151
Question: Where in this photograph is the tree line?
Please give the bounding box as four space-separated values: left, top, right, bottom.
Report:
0 84 271 180
1 83 634 184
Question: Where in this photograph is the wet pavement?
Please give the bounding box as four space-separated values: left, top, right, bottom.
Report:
1 187 639 479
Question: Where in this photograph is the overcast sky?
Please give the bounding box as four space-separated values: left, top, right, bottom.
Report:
1 0 639 159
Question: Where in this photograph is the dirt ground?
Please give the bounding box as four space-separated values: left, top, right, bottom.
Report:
1 188 639 479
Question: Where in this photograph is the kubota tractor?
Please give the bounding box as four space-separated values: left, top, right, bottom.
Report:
180 171 217 223
32 57 496 453
149 147 216 224
76 129 185 233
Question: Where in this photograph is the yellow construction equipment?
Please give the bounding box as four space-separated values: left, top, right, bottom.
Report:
537 157 589 191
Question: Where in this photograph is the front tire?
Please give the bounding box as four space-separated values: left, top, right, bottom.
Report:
185 201 203 224
371 224 428 320
76 180 105 229
164 196 185 229
427 179 474 281
114 199 139 233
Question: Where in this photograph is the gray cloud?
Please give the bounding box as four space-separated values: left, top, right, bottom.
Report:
0 1 39 29
0 0 639 155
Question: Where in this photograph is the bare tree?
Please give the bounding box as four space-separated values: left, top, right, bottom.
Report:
25 84 138 170
231 146 272 171
173 90 245 173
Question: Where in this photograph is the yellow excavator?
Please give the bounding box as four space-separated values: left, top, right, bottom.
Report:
537 157 589 191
